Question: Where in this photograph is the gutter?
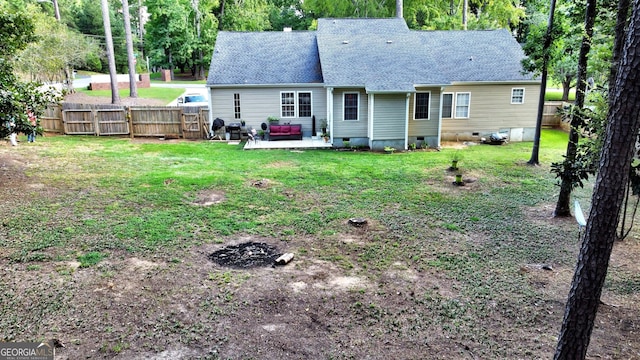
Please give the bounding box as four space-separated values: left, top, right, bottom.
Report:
207 83 325 89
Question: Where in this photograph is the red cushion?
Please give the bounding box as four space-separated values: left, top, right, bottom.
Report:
280 125 291 133
270 125 281 133
290 125 301 135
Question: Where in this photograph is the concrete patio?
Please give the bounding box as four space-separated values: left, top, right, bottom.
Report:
242 137 333 150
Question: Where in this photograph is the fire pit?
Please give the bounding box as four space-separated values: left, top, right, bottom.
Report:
209 242 282 269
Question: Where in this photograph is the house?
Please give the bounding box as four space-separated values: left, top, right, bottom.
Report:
206 18 540 150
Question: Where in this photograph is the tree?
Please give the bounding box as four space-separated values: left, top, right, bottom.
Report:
268 0 312 30
101 0 120 104
71 0 128 73
189 0 219 79
526 0 557 166
122 0 138 97
220 0 271 30
554 1 640 356
0 8 60 140
553 0 597 217
144 0 194 77
521 0 575 102
14 4 100 91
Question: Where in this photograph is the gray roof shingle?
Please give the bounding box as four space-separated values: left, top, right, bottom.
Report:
207 31 323 85
207 19 536 90
316 18 409 35
416 29 535 82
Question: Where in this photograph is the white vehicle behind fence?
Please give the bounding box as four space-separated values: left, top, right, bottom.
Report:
177 93 209 107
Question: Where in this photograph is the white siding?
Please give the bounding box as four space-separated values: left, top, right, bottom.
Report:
209 87 326 133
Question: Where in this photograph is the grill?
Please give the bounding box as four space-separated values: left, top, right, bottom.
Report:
227 122 242 140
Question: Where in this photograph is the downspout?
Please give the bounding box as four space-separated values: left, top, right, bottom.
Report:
404 93 410 150
208 87 215 136
369 93 374 149
326 87 333 142
437 87 444 148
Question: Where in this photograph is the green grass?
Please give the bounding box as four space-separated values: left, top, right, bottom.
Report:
5 129 624 358
77 251 107 267
77 87 185 104
545 88 576 101
3 130 573 261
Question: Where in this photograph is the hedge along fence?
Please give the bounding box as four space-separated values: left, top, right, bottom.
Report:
43 103 211 139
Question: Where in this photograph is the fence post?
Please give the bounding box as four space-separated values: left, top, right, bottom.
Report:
93 109 100 136
62 108 68 135
180 111 186 139
127 107 134 139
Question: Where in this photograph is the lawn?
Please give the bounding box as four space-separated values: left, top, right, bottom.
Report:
76 87 185 104
1 131 639 359
545 88 576 101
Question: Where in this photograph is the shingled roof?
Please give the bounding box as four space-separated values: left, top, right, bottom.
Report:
416 30 534 83
207 18 535 90
207 31 323 85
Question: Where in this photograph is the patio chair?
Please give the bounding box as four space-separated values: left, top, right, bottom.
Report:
247 127 259 145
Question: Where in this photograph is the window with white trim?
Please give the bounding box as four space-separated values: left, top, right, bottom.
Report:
233 93 241 119
298 92 312 117
442 93 453 118
511 88 525 104
280 92 295 118
455 92 470 118
414 92 430 120
344 92 359 121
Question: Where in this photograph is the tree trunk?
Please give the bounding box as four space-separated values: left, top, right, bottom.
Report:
553 0 596 217
218 0 225 30
608 0 631 101
562 78 571 102
101 0 120 104
196 49 205 80
64 66 75 93
462 0 468 30
554 4 640 358
527 0 556 165
122 0 138 98
52 0 60 21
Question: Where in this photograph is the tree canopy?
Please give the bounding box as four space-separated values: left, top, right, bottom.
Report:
0 6 60 139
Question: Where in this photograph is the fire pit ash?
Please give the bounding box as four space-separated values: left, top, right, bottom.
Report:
208 242 283 269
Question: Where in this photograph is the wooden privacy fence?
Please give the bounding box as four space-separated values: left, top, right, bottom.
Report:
542 101 570 129
43 103 210 139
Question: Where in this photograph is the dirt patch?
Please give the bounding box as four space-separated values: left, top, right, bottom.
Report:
191 189 225 206
3 142 640 359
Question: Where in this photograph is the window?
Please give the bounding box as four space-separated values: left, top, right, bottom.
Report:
511 88 525 104
280 92 295 118
233 93 241 119
414 92 430 120
344 92 359 121
442 93 453 118
298 92 312 117
455 93 470 118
